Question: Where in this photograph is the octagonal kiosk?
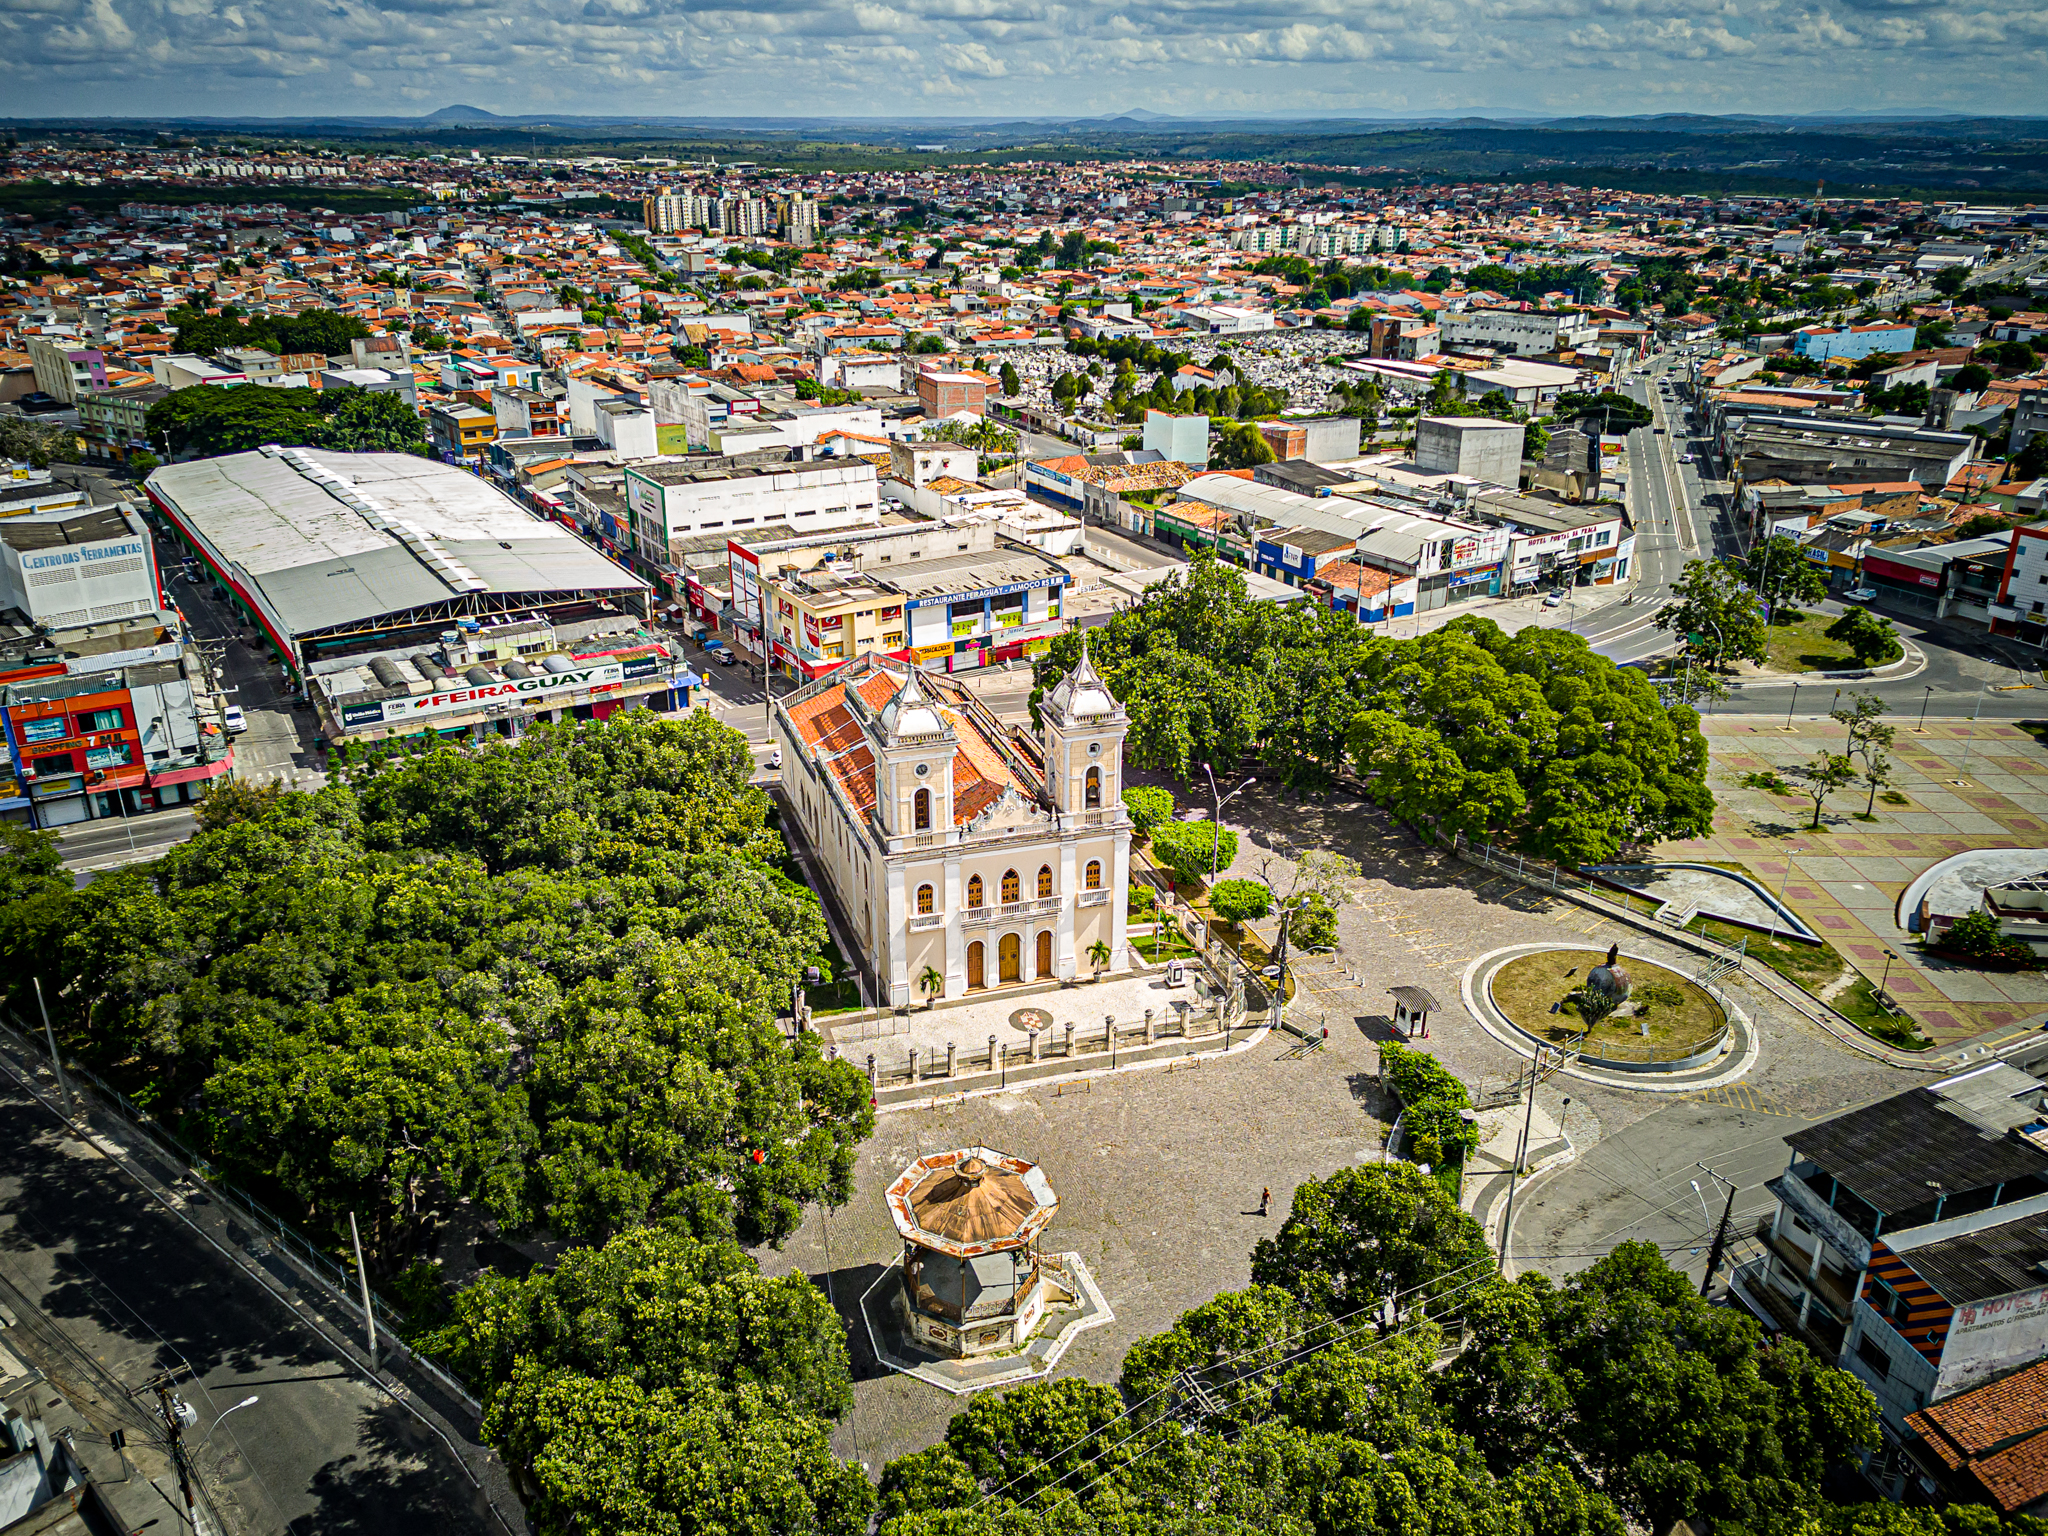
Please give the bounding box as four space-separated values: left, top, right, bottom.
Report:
886 1147 1062 1358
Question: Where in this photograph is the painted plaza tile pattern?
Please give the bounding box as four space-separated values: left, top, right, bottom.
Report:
1658 718 2048 1051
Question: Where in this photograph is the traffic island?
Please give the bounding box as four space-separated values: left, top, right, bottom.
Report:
1463 943 1757 1090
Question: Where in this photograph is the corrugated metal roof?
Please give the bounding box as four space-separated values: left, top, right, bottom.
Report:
1788 1087 2048 1215
1903 1212 2048 1304
147 448 646 640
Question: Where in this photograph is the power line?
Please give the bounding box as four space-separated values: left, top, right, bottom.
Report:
970 1258 1495 1512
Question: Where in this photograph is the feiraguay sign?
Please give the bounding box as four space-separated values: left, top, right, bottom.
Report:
338 661 628 732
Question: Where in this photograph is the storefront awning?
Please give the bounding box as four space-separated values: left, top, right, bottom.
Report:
151 756 235 789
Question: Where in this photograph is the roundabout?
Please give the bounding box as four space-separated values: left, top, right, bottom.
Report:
1462 942 1760 1092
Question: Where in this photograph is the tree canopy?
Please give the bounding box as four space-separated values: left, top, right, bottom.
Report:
1344 619 1713 865
1032 558 1711 865
872 1217 1931 1536
146 382 428 458
16 710 871 1265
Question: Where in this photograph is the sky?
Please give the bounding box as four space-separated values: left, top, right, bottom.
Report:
2 0 2046 120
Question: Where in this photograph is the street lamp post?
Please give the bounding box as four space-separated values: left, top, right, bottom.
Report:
1955 684 1990 778
1878 947 1898 1005
1784 681 1800 731
1201 761 1256 881
1917 685 1934 733
204 1395 259 1440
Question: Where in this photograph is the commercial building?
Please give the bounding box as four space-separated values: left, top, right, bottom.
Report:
77 381 169 463
1 635 232 827
1731 1059 2048 1486
623 453 883 562
1723 415 1977 492
25 336 106 404
0 501 161 632
1436 308 1598 358
775 646 1130 1008
764 543 1070 680
1414 416 1525 484
144 448 657 740
1791 323 1920 361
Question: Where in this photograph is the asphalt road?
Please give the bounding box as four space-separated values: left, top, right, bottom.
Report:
0 1080 496 1536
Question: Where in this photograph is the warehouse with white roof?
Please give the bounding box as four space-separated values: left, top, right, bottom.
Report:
146 447 686 744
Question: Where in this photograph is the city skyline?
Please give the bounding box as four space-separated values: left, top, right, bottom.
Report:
4 0 2046 122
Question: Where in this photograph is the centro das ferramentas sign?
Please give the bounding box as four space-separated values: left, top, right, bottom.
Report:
340 662 628 732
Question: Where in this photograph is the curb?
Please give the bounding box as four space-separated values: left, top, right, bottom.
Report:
1726 637 1927 689
1438 839 1948 1074
1459 943 1761 1094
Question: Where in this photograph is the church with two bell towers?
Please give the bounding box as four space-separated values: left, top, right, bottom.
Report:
774 644 1131 1011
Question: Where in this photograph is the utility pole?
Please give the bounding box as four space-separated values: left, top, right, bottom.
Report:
1497 1044 1567 1271
150 1379 199 1533
1697 1164 1739 1297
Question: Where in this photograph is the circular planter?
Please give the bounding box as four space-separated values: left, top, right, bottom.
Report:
1486 948 1731 1075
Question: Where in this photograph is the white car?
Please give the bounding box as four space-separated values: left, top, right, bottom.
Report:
223 704 248 734
1844 588 1878 603
1542 591 1566 608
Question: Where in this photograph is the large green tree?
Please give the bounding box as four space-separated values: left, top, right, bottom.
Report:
1250 1162 1493 1319
1656 558 1769 668
1344 621 1713 865
324 387 430 454
1738 535 1829 612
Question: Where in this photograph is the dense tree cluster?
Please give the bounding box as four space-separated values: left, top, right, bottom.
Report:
146 383 429 458
430 1224 871 1536
1031 558 1711 866
1 712 872 1268
1345 619 1712 865
872 1159 1979 1536
165 303 373 359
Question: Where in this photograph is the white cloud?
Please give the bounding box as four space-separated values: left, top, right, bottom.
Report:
0 0 2041 115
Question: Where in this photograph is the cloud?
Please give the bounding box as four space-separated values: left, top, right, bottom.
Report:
0 0 2041 115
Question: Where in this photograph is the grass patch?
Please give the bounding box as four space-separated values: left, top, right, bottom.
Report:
1429 1157 1464 1203
1880 790 1910 806
1739 770 1793 794
1491 950 1724 1058
1133 930 1198 964
1684 909 1933 1051
1760 609 1859 673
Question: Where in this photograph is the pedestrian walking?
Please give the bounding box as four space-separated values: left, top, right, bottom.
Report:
1259 1186 1271 1217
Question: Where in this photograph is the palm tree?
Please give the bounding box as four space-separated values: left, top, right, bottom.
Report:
1086 940 1111 982
918 965 944 1011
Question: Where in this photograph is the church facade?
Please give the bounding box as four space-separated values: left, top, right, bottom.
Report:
774 646 1131 1010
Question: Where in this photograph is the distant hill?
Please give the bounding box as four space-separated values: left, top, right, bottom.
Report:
425 104 503 122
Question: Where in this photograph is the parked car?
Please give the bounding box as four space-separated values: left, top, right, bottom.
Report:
714 649 739 666
768 748 783 769
223 704 248 733
1844 588 1878 603
1542 591 1566 608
